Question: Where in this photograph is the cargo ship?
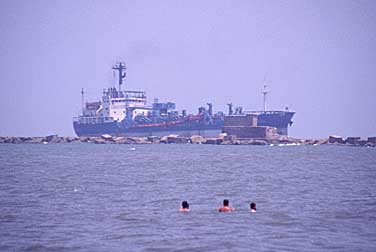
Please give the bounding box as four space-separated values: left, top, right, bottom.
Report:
73 62 294 137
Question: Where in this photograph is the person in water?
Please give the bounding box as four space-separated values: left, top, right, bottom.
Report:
250 202 256 212
179 201 190 212
218 199 235 212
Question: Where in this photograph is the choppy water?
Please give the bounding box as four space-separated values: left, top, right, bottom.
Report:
0 143 375 252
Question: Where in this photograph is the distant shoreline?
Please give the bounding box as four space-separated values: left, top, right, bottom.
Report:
0 135 375 147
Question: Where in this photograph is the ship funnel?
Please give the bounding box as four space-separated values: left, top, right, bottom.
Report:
207 103 213 117
227 103 233 115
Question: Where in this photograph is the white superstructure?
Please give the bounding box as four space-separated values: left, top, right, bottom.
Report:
101 88 150 122
76 87 151 125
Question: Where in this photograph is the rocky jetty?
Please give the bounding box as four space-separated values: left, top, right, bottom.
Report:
0 134 374 147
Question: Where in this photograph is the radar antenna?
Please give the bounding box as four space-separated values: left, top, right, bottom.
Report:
112 62 126 91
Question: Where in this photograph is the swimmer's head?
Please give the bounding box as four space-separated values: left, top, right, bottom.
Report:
250 202 256 210
223 199 229 206
182 201 189 209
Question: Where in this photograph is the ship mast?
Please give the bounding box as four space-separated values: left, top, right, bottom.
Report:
262 84 269 112
112 62 126 91
81 88 85 116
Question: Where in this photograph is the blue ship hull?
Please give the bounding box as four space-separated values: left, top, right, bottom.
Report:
73 111 294 137
73 120 224 137
256 111 295 135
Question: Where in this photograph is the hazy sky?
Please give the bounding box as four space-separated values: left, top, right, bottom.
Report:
0 0 375 138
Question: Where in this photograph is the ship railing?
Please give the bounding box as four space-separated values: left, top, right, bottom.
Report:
123 90 147 97
105 90 147 99
243 110 293 115
73 116 114 124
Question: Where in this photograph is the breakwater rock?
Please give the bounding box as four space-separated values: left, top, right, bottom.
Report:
0 134 374 147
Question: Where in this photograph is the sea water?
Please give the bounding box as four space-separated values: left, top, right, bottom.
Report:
0 143 375 252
